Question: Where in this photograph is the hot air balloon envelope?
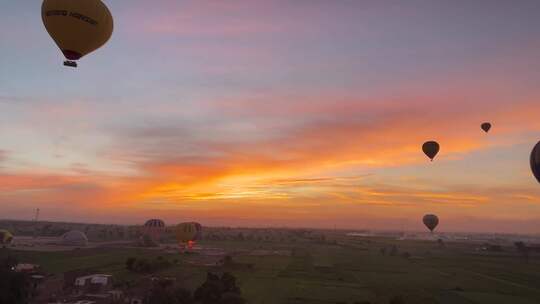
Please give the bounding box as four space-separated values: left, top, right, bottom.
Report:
481 122 492 133
175 222 202 244
42 0 113 67
423 214 439 232
422 141 440 161
0 230 13 245
143 219 165 243
531 141 540 184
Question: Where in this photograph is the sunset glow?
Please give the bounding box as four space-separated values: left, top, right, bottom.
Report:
1 0 540 233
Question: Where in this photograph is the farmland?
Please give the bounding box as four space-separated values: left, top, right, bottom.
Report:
3 228 540 304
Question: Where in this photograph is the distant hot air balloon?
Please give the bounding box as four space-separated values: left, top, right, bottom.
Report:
422 141 440 161
42 0 114 67
143 219 165 244
531 141 540 184
423 214 439 233
481 122 492 133
0 229 13 245
175 222 202 250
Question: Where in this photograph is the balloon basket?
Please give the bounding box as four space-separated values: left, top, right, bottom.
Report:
64 60 77 68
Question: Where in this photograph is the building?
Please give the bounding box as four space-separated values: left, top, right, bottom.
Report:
15 263 40 273
74 274 113 295
75 274 112 287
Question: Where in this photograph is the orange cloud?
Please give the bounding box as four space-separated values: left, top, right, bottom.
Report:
95 91 540 212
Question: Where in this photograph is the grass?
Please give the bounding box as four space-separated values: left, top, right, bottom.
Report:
3 238 540 303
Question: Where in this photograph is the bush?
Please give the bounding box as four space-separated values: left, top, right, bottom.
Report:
144 280 192 304
194 272 245 304
223 256 234 267
143 271 245 304
0 255 17 270
126 257 136 270
221 293 245 304
126 256 172 274
389 295 405 304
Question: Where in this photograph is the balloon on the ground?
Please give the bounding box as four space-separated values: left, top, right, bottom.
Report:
143 219 165 243
481 122 492 133
423 214 439 232
61 230 88 246
175 222 202 249
422 141 440 161
531 141 540 184
42 0 113 67
0 229 13 245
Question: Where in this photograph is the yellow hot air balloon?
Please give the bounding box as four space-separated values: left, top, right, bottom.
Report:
175 222 202 250
42 0 113 67
0 229 14 245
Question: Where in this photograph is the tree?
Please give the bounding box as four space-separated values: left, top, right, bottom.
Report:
141 234 158 247
514 241 530 261
144 279 193 304
389 245 398 256
221 273 241 294
173 288 194 304
194 272 245 304
222 256 234 267
194 273 221 304
220 293 245 304
127 256 172 274
126 257 136 270
135 258 152 273
437 239 445 247
389 295 405 304
0 257 29 304
0 255 17 270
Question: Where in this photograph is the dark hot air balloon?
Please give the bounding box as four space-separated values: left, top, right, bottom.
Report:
42 0 114 67
531 141 540 184
422 141 440 161
481 122 491 133
142 219 165 244
423 214 439 232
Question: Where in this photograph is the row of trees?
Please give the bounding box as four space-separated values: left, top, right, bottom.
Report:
145 272 245 304
126 256 176 273
335 295 405 304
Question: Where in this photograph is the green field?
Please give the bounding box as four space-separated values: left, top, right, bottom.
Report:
3 237 540 304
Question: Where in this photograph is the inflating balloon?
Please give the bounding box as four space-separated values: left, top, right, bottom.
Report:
175 222 202 250
0 229 13 245
143 219 165 243
531 141 540 184
42 0 113 67
422 141 440 161
481 122 491 133
423 214 439 232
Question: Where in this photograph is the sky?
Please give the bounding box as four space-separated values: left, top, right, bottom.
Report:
1 0 540 233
